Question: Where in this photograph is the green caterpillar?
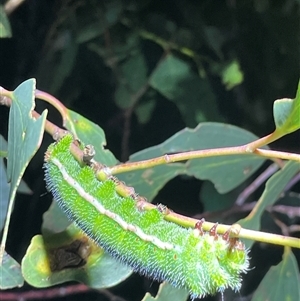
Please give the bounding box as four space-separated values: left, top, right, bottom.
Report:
44 134 249 299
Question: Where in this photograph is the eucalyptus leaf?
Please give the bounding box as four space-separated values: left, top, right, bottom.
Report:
0 252 23 289
273 81 300 135
252 248 300 301
119 123 267 200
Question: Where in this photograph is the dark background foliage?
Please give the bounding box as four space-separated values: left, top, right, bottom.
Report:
0 0 299 300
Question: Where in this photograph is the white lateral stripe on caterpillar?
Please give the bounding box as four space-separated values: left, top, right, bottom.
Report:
51 157 174 251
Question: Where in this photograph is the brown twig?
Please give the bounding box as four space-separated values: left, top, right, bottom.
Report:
0 284 89 301
235 163 280 206
0 285 127 301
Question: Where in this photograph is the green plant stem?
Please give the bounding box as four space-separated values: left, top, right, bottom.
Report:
122 195 300 249
35 90 68 126
245 131 284 151
110 146 300 175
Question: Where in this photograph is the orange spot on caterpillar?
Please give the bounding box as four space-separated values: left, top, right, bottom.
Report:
222 224 245 251
209 223 219 240
222 229 230 241
194 219 205 237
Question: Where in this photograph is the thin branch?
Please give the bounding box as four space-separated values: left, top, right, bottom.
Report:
0 284 89 301
110 146 300 175
270 205 300 219
235 163 280 206
0 284 127 301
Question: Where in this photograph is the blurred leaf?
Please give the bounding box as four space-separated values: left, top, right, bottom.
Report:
150 54 221 126
0 5 12 38
141 282 189 301
0 251 23 289
239 161 299 249
221 60 244 90
118 123 267 201
252 248 300 301
203 26 226 59
135 98 156 124
114 51 148 109
49 32 78 94
88 31 140 64
273 81 300 135
76 0 123 43
22 224 132 288
65 109 118 166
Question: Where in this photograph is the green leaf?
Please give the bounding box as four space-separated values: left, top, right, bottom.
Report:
0 252 24 289
65 109 118 166
4 79 46 249
252 248 300 301
203 26 226 59
118 123 267 201
21 224 132 288
0 159 10 231
0 134 9 231
7 79 47 187
150 54 221 126
239 161 300 249
135 98 157 124
0 5 12 38
141 282 189 301
221 60 244 90
76 0 122 43
0 135 32 231
49 34 78 94
114 50 148 109
273 81 300 135
88 31 140 63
